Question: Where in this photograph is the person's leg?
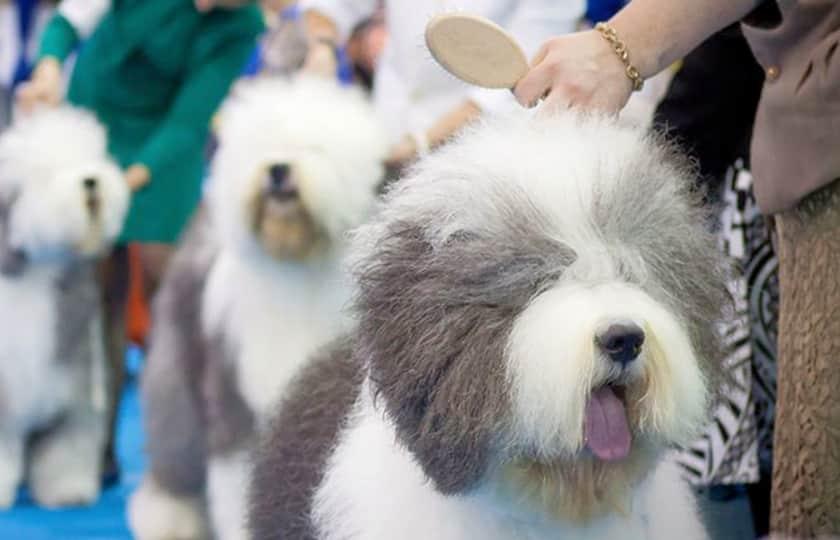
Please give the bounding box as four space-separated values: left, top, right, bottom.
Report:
771 180 840 536
138 243 174 301
98 245 130 485
98 242 174 483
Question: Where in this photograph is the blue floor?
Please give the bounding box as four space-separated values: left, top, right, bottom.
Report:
0 349 145 540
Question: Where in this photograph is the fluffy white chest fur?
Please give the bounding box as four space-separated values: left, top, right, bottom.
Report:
313 389 707 540
203 250 350 417
0 269 71 431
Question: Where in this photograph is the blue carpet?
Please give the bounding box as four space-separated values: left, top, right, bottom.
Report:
0 348 145 540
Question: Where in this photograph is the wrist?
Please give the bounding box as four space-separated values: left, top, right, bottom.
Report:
311 38 340 60
35 57 61 79
593 23 645 92
409 131 430 157
604 17 663 79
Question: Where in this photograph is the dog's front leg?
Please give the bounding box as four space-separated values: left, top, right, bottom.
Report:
28 408 104 508
208 448 252 540
640 460 709 540
0 430 23 508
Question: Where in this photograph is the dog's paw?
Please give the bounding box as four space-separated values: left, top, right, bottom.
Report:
30 471 99 508
128 476 207 540
0 454 23 509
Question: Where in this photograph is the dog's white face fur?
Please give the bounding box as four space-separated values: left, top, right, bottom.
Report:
208 76 388 263
192 77 388 539
346 111 727 525
0 107 128 267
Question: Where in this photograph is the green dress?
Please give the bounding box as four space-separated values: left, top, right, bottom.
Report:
40 0 264 243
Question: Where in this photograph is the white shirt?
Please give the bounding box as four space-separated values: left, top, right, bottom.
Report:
299 0 584 143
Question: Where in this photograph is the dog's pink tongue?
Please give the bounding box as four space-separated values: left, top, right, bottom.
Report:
584 386 631 461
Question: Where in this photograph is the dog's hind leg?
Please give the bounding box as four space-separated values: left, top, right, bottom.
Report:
0 430 23 509
128 333 210 540
128 229 214 540
28 409 104 508
203 339 257 540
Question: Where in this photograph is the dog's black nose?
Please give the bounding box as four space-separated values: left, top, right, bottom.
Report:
83 177 98 191
596 323 645 367
268 164 291 191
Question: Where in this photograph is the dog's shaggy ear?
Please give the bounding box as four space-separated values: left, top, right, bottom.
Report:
355 223 507 493
353 214 571 494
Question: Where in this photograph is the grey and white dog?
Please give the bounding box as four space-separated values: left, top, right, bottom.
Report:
249 112 729 540
0 106 128 508
128 76 387 540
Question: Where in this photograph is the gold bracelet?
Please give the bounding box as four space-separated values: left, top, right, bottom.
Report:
595 22 644 92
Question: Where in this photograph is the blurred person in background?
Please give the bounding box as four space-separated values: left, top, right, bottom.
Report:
514 0 840 535
298 0 585 171
17 0 266 483
652 24 775 538
0 0 55 127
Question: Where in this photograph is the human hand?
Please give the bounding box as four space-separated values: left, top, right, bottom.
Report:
302 40 338 77
385 135 419 169
16 58 63 112
125 164 151 192
513 30 634 115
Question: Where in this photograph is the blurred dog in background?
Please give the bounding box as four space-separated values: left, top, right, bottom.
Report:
0 106 128 508
129 76 387 540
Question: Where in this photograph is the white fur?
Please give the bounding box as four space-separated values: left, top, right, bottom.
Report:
313 388 706 540
0 106 129 261
0 268 66 431
203 250 351 417
506 281 709 459
203 76 386 419
210 76 388 256
0 106 126 508
208 450 251 540
129 477 208 540
0 431 23 509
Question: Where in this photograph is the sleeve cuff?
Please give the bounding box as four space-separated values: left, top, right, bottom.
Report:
38 15 79 63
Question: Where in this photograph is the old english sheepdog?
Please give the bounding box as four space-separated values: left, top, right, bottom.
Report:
128 77 387 540
0 106 128 508
249 111 728 540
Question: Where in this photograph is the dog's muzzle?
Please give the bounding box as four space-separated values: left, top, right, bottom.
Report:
596 323 644 368
266 163 298 200
83 176 100 216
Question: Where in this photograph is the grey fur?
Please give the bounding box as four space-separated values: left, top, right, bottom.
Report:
140 210 214 496
248 338 362 540
0 197 27 276
353 196 576 493
0 213 107 506
141 209 258 499
348 129 726 490
590 132 729 387
249 114 729 538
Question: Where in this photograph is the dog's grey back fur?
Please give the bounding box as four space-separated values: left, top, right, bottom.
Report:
142 209 260 496
141 210 219 495
248 337 362 540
